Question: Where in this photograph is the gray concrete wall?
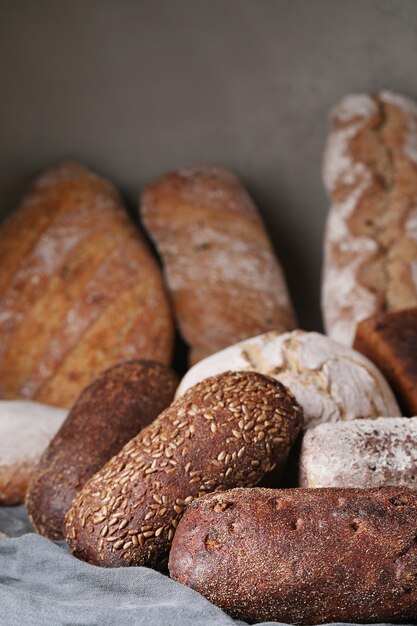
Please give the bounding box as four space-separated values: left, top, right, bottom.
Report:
0 0 416 330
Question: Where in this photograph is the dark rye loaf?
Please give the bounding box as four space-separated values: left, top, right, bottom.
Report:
169 486 417 625
64 371 303 567
26 360 178 539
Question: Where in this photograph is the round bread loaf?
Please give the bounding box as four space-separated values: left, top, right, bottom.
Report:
64 371 303 567
299 417 417 489
26 360 178 540
140 163 296 365
0 161 174 408
176 330 400 428
0 400 68 505
169 486 417 624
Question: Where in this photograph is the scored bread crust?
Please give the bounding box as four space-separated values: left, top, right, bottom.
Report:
0 161 174 407
25 360 178 540
140 164 296 365
64 371 303 567
169 486 417 624
176 330 400 428
322 91 417 346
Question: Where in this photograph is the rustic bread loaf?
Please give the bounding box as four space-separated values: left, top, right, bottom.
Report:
0 161 174 408
299 417 417 489
354 308 417 415
140 164 296 365
176 330 399 428
0 401 67 505
25 360 178 540
64 371 303 567
322 91 417 346
169 486 417 624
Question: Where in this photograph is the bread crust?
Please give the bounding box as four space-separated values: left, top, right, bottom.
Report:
354 307 417 415
0 161 174 407
25 360 178 539
322 92 417 346
64 371 303 567
169 486 417 624
140 164 295 364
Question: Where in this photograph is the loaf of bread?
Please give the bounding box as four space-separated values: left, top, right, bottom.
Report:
25 360 178 540
0 401 67 505
354 308 417 415
140 164 296 365
64 371 303 567
322 91 417 346
299 417 417 489
0 161 174 408
169 486 417 624
176 330 400 428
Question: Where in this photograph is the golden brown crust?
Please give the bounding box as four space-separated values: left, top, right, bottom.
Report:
64 371 303 567
322 92 417 346
0 460 35 505
354 307 417 415
169 486 417 624
140 164 296 365
0 161 174 407
25 360 178 540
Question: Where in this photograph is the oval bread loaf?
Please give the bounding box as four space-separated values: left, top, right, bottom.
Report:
140 163 296 365
26 360 178 539
299 417 417 489
64 371 303 567
0 161 174 407
176 330 400 428
0 401 68 505
169 486 417 624
322 91 417 346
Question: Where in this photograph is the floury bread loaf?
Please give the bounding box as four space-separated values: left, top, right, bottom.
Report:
299 417 417 488
322 91 417 346
0 161 174 407
64 372 303 567
26 361 178 540
0 401 67 504
140 164 296 365
169 487 417 624
176 330 400 428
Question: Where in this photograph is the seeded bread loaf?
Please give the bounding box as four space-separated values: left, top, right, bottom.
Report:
169 486 417 624
354 308 417 415
322 91 417 346
0 161 174 407
0 401 67 505
26 360 178 540
176 330 400 428
299 417 417 489
64 371 303 567
140 164 296 365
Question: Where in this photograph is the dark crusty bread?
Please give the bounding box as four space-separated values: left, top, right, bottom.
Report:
25 360 178 539
0 161 174 407
354 308 417 415
140 164 296 365
64 371 303 567
169 486 417 624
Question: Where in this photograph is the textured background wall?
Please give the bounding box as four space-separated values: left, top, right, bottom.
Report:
0 0 416 330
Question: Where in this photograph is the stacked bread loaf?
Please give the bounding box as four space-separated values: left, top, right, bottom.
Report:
0 161 174 408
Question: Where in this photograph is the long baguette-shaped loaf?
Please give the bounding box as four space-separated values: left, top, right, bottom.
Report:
64 371 303 567
322 91 417 346
0 161 174 407
169 486 417 624
140 164 296 365
25 360 178 539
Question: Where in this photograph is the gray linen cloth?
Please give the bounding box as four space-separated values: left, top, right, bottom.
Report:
0 507 411 626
